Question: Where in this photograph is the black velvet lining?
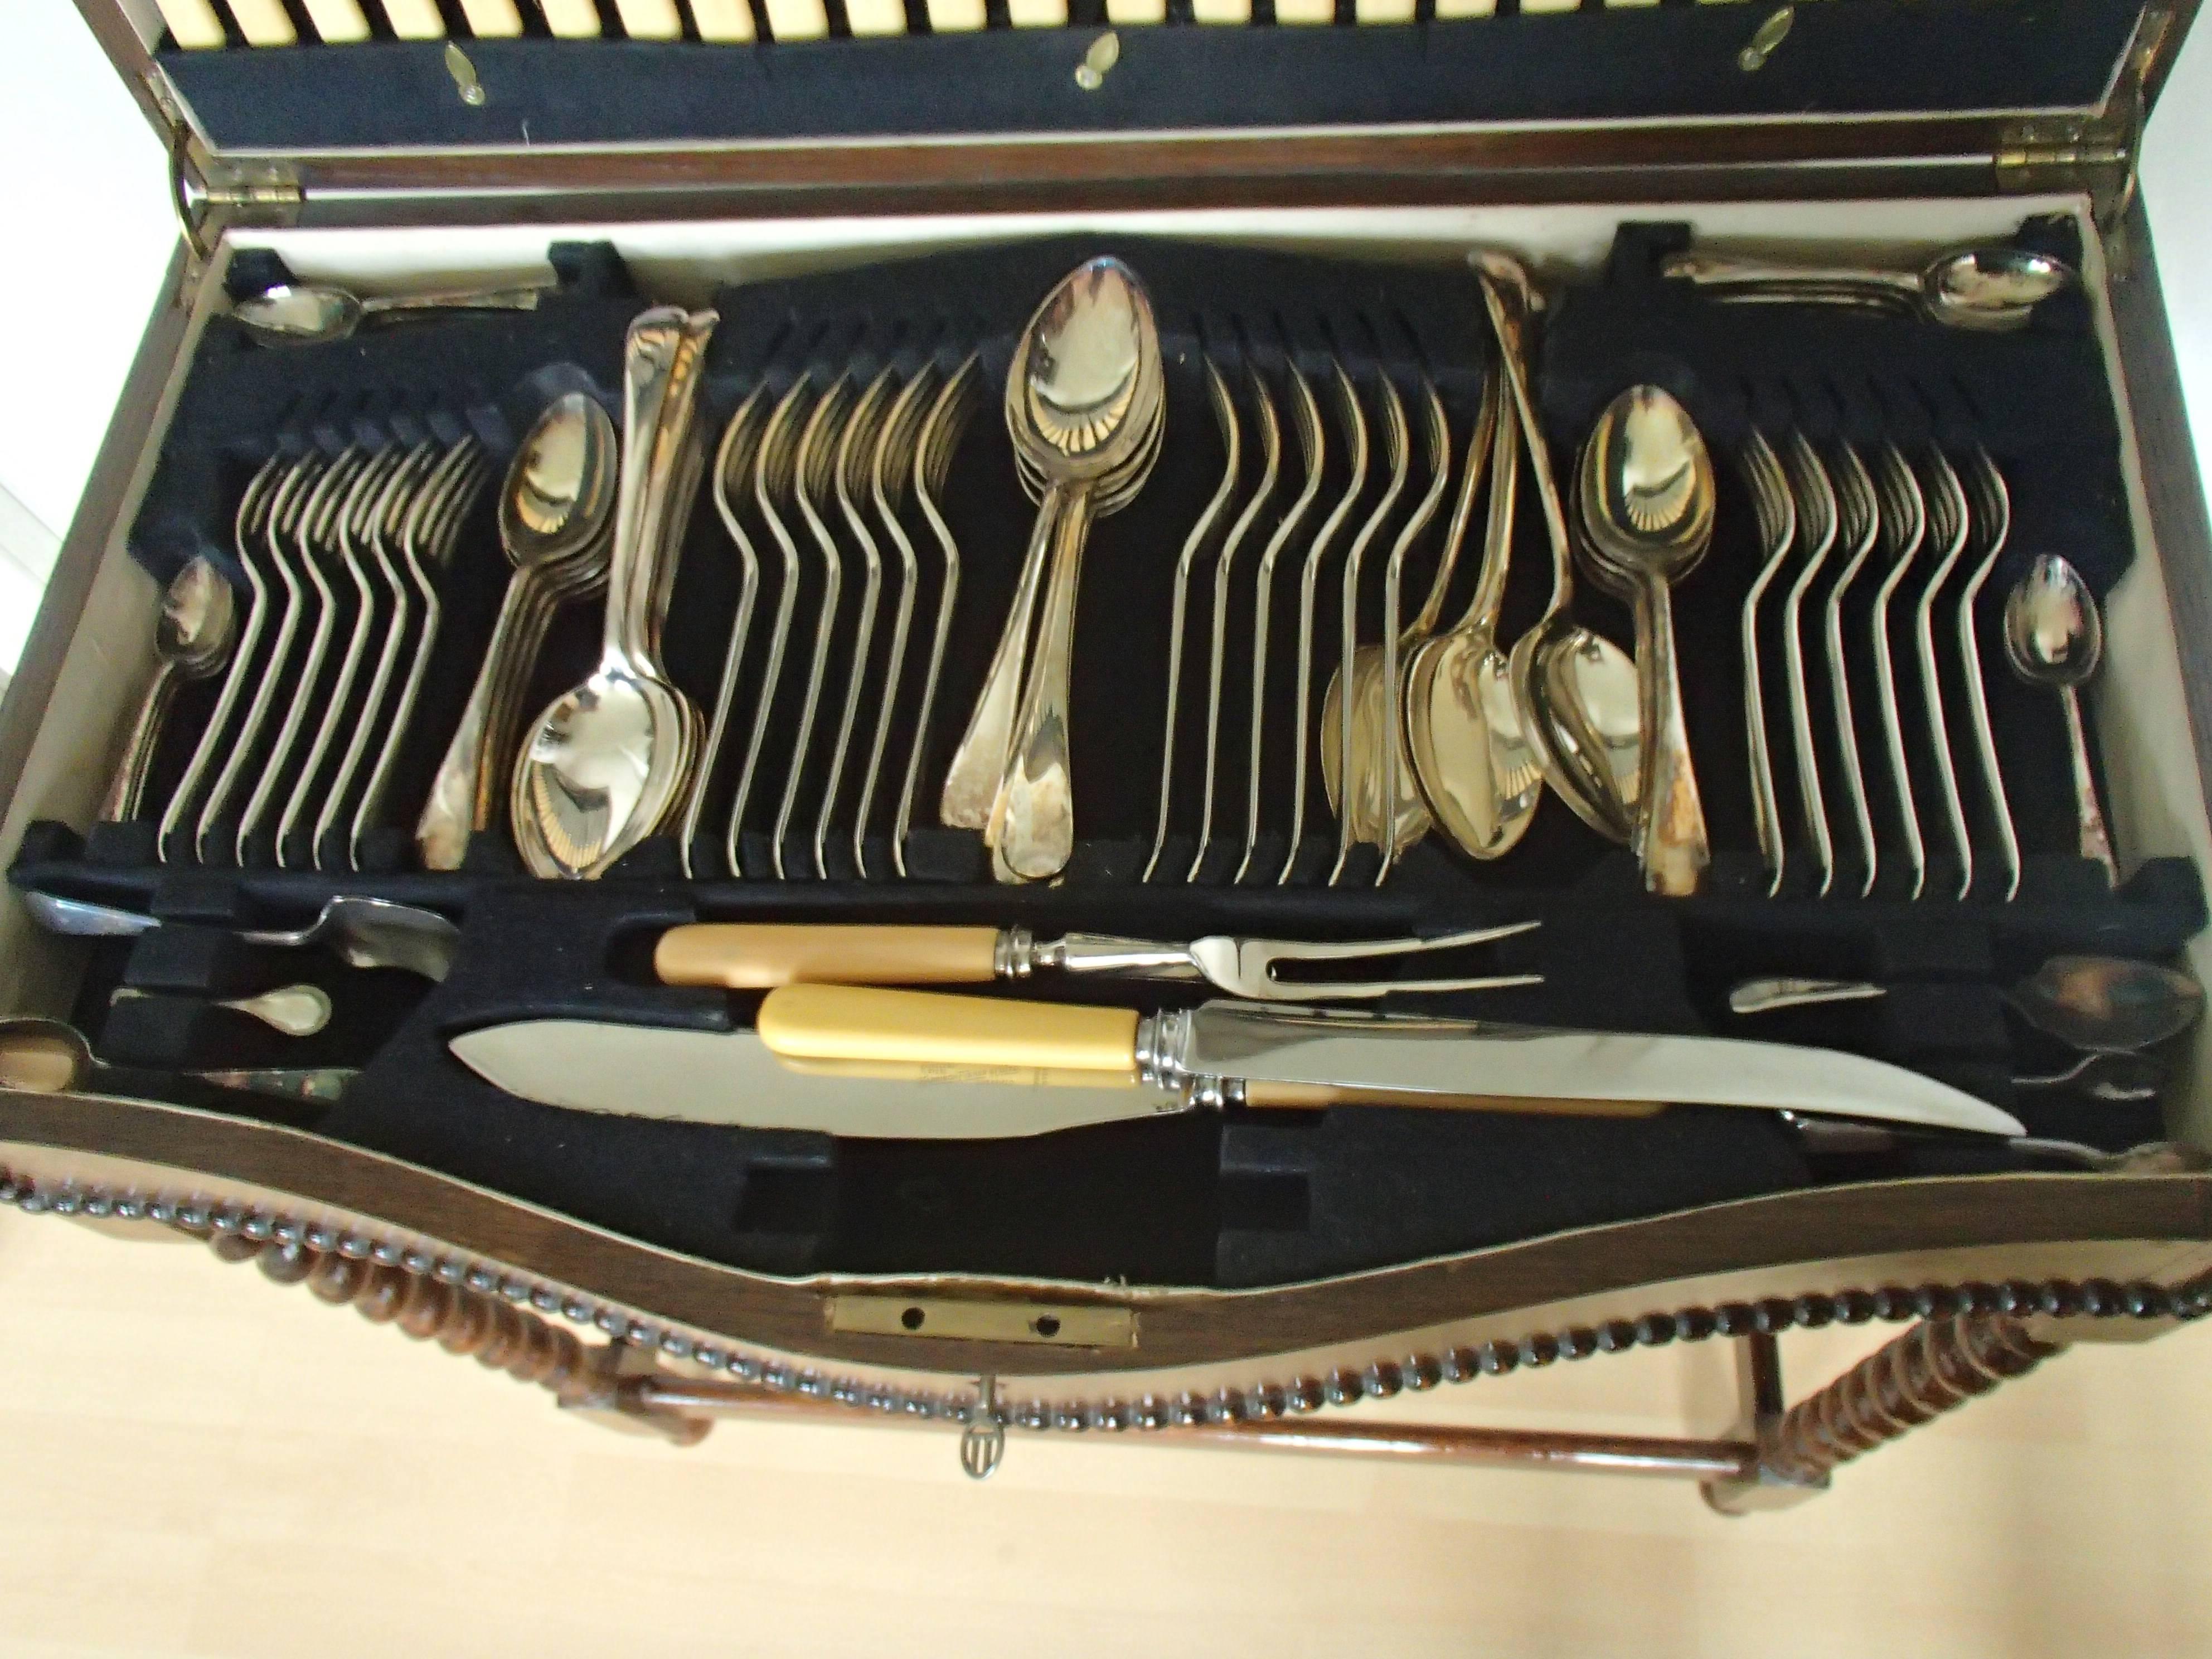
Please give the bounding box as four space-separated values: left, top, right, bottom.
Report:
157 0 2140 151
13 228 2202 1290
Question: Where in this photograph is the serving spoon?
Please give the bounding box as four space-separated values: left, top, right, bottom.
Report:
513 308 717 880
1406 371 1544 861
1476 254 1641 842
416 391 618 870
969 259 1165 882
1575 385 1716 894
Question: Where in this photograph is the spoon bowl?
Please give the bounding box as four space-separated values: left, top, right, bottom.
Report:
2008 955 2204 1054
1925 246 2077 329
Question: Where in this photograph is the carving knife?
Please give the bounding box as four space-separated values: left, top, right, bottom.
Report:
447 986 2024 1138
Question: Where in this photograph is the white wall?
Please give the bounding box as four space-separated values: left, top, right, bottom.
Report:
0 0 2207 675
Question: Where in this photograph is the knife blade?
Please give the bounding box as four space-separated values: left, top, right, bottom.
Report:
447 1013 1653 1136
753 986 2028 1138
449 1018 1192 1138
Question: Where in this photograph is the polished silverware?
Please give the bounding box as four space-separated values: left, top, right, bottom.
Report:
774 373 856 880
1822 442 1881 896
750 984 2029 1138
1729 976 1888 1015
314 443 436 869
237 449 367 864
18 889 458 980
1576 387 1715 896
158 454 284 862
515 307 717 880
1311 366 1408 885
851 360 942 879
2005 554 2119 885
1956 447 2021 900
1144 357 1241 884
195 452 324 862
1867 443 1929 898
98 557 237 823
943 259 1163 884
113 980 333 1038
1358 376 1451 885
420 392 618 872
2012 1051 2163 1100
892 353 983 878
1233 356 1326 885
1478 255 1639 843
279 448 407 867
1407 374 1539 862
683 381 771 879
726 373 816 876
1189 364 1282 882
1914 448 1977 898
1738 431 1793 895
1661 245 2077 332
987 264 1167 880
655 918 1543 1001
812 365 905 876
354 438 488 869
231 280 549 345
1776 433 1838 896
1336 371 1497 869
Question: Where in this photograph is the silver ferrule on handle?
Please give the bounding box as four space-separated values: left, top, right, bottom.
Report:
995 929 1203 981
1132 1008 1231 1108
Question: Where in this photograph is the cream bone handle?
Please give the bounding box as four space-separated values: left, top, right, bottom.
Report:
753 986 1661 1117
656 923 1003 989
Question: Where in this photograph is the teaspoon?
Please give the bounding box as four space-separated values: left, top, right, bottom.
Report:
113 981 334 1039
2005 555 2119 885
1662 244 2077 332
232 280 549 345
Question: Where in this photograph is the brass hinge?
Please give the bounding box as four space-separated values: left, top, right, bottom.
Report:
167 145 304 305
1996 109 2141 251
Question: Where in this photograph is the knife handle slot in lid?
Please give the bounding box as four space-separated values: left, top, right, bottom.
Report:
756 984 1141 1079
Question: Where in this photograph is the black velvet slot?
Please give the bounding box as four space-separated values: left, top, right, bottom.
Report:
13 228 2204 1292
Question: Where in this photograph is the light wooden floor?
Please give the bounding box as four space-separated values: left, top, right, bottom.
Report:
2 1206 2209 1658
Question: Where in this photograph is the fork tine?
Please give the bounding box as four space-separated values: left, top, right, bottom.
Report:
1243 918 1544 999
